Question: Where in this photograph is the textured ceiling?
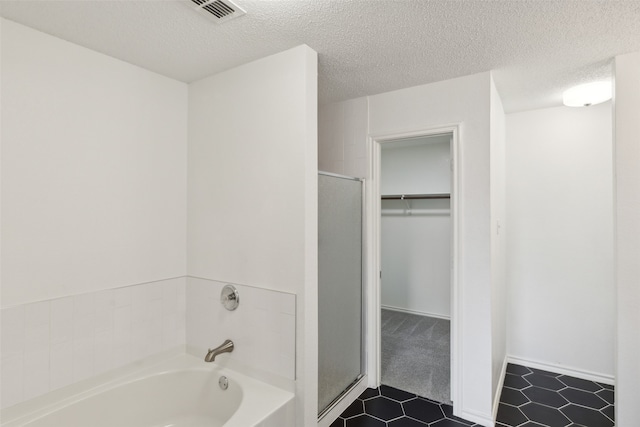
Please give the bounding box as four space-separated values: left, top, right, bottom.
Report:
2 0 640 112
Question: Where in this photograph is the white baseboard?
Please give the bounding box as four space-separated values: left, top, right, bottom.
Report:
506 355 615 385
492 356 508 422
458 408 495 427
455 356 507 427
381 304 451 320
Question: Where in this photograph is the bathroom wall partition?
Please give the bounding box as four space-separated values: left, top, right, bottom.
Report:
318 172 365 416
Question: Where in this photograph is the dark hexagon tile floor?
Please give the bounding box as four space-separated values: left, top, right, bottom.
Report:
496 363 615 427
333 364 614 427
332 385 481 427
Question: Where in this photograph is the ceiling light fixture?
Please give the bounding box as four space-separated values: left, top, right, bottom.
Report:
562 81 612 107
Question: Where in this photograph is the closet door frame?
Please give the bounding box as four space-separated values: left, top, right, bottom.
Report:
366 124 462 406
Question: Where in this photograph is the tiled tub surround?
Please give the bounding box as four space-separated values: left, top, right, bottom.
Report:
496 364 614 427
1 275 296 414
186 277 296 388
1 277 186 410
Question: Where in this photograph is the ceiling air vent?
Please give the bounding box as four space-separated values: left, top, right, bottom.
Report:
186 0 246 24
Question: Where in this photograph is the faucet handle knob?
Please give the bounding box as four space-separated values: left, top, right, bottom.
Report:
221 285 240 311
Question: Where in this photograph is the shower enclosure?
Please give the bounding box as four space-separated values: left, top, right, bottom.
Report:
318 172 365 417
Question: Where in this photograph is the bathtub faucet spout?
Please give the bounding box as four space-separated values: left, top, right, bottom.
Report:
205 339 234 362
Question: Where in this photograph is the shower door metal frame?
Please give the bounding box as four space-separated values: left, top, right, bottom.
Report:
317 171 368 424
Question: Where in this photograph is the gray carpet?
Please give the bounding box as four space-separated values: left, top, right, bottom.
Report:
381 309 451 404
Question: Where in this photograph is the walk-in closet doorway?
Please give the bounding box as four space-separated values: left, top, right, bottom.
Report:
366 126 461 408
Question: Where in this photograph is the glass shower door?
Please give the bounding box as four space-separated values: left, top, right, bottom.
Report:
318 172 364 416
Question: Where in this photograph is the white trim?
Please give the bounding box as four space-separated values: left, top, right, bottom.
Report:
365 133 382 388
458 408 494 427
366 124 462 408
317 376 368 427
506 355 615 385
381 304 451 321
492 356 508 422
449 126 462 411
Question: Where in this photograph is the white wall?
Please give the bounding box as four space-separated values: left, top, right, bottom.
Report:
188 45 314 295
1 19 188 307
380 139 451 318
319 72 497 425
613 51 640 425
1 19 188 408
489 76 507 412
381 137 451 195
318 97 368 178
187 45 318 426
506 102 615 379
381 208 451 318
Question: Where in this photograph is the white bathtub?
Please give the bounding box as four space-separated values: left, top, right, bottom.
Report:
1 354 294 427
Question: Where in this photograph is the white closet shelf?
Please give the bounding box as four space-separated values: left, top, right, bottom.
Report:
381 193 450 200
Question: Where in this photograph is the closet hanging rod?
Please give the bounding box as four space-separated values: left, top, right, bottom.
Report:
381 193 450 200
